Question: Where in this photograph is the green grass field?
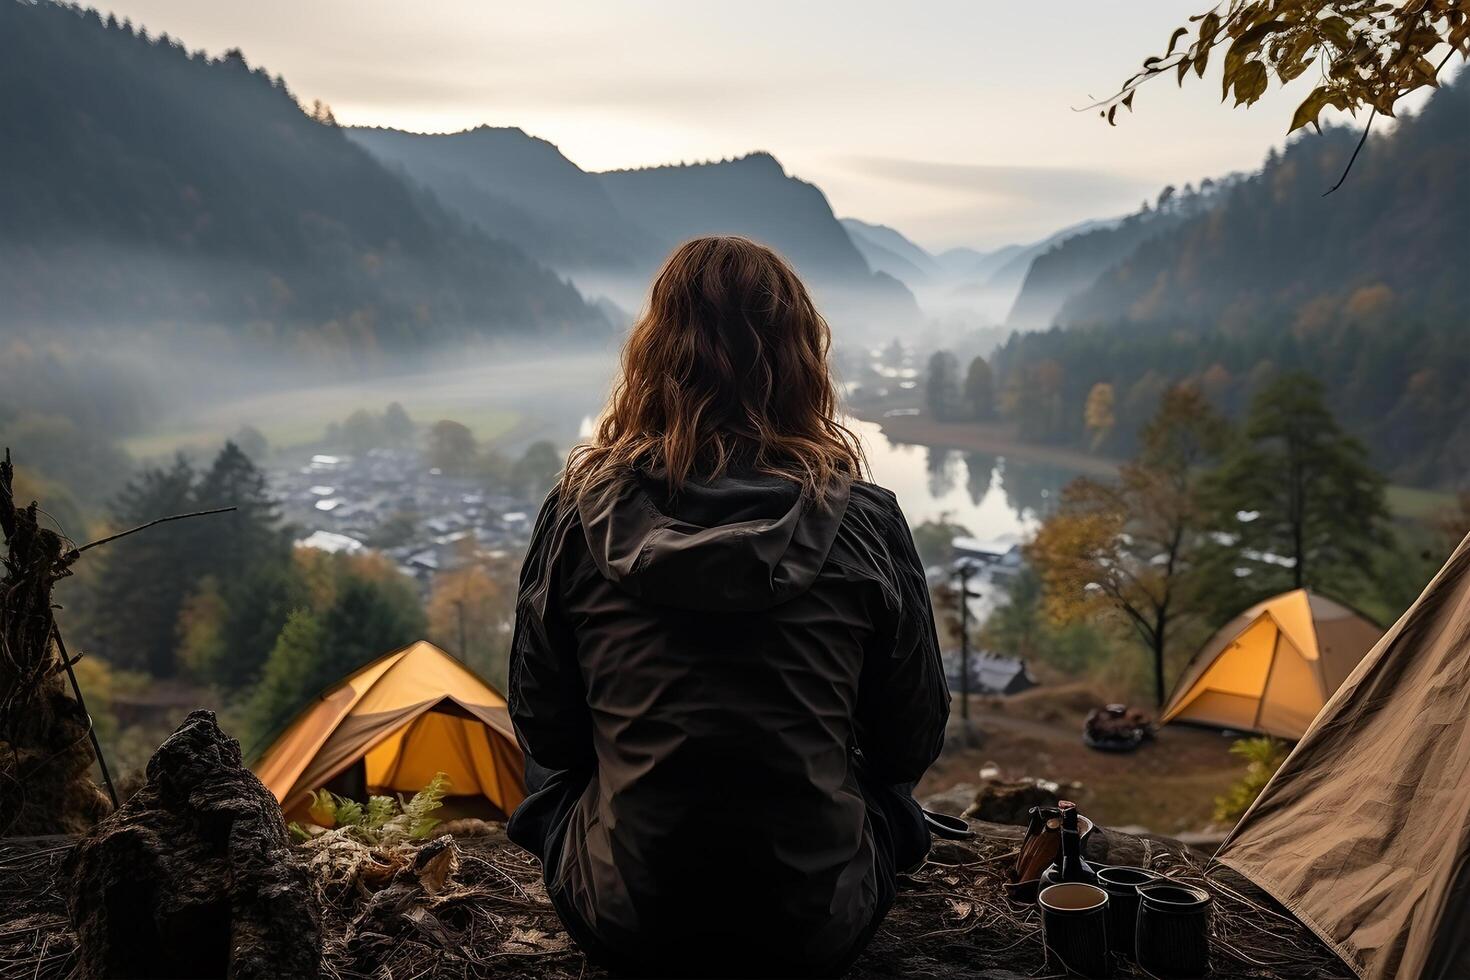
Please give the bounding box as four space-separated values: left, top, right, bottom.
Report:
1386 484 1456 522
123 402 523 460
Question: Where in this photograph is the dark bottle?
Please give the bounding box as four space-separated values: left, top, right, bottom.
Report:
1039 805 1097 892
1058 806 1096 884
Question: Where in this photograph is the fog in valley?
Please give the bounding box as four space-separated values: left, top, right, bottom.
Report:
2 0 1466 849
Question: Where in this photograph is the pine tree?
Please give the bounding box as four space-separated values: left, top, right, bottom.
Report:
245 561 426 747
214 560 304 690
188 442 294 687
245 609 325 746
195 441 284 575
319 572 426 674
1207 372 1389 596
963 356 996 421
925 351 962 423
90 457 198 675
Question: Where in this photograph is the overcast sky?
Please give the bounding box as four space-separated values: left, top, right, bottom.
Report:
96 0 1404 250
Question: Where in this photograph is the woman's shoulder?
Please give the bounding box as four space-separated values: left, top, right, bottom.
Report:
846 479 906 525
522 483 586 570
836 479 917 557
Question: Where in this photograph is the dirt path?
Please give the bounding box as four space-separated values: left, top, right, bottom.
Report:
918 687 1249 835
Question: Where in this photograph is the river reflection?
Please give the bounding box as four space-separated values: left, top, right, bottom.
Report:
851 420 1080 546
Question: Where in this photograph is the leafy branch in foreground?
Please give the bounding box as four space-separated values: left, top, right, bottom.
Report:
1099 1 1468 133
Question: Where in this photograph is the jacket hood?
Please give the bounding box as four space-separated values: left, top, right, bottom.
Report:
577 469 851 612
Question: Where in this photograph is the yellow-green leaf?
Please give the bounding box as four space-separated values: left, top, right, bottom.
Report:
1233 61 1269 106
1288 85 1334 133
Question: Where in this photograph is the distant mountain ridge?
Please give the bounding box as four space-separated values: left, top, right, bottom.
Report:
840 218 942 285
0 1 604 347
962 217 1119 305
350 132 920 336
349 125 659 272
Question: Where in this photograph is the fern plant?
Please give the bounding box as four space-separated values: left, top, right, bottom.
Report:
1213 737 1288 824
291 772 451 844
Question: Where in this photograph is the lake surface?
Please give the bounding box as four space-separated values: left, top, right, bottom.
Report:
852 419 1079 548
573 418 1080 548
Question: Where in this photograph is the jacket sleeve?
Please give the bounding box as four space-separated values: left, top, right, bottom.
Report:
855 498 951 785
508 488 596 774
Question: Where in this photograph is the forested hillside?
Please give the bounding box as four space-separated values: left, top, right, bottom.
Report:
1004 183 1233 330
0 1 604 347
1060 80 1466 331
993 78 1470 487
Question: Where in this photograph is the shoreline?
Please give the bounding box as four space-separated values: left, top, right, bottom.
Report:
855 411 1121 478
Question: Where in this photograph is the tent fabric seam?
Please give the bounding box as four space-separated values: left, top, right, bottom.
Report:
1214 855 1365 979
246 641 417 764
283 695 444 805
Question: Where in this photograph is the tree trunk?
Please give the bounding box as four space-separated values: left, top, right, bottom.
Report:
0 450 111 834
1153 636 1167 708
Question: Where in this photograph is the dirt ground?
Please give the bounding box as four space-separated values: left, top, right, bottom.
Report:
918 684 1249 835
1 821 1351 980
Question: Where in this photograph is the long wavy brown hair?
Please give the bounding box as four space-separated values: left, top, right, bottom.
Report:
565 236 865 501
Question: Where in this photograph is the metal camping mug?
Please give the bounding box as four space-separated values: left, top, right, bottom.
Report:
1095 865 1160 958
1135 882 1212 978
1038 882 1111 978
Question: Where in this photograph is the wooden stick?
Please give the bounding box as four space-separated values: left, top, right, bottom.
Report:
51 626 119 810
70 506 237 556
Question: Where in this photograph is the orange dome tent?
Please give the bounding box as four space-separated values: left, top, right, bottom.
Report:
1160 589 1382 740
252 640 525 822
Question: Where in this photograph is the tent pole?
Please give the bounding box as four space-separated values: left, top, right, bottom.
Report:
52 625 120 810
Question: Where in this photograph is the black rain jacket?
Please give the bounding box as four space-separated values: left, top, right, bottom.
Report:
508 468 949 974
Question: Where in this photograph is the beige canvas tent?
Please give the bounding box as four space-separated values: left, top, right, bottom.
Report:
1217 535 1470 979
1160 589 1382 739
253 640 525 822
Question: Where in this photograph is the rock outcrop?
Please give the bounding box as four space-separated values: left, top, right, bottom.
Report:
66 710 319 979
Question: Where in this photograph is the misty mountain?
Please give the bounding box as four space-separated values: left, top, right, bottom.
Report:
995 77 1470 486
348 125 660 271
351 127 920 335
954 217 1118 304
936 244 1023 283
1005 187 1231 330
840 218 941 286
913 217 1120 326
0 1 604 347
593 155 921 331
596 154 887 281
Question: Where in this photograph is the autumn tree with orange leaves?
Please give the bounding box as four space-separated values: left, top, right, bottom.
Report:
1029 387 1231 706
